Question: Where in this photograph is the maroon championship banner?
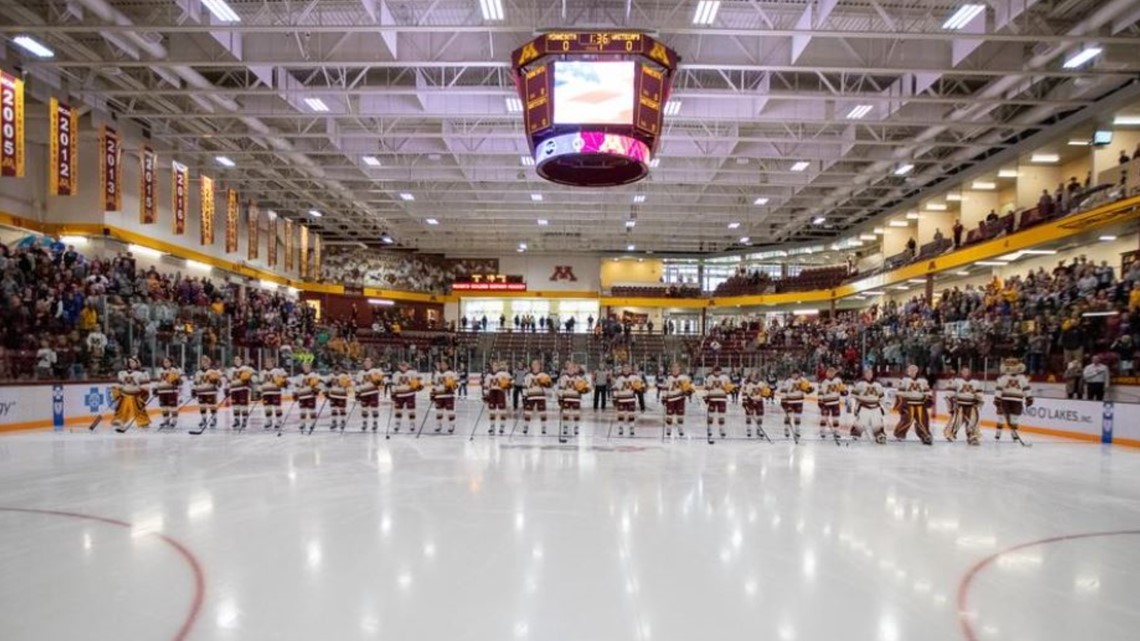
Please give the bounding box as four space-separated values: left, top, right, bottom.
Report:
0 71 24 177
299 224 309 279
140 148 157 223
99 125 121 211
283 218 294 271
247 202 259 261
172 160 188 234
225 189 238 253
48 98 78 196
200 175 215 246
266 213 278 267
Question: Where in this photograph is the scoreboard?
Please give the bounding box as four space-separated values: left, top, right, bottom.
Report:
510 31 680 187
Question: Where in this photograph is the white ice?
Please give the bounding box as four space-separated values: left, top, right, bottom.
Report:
2 398 1140 641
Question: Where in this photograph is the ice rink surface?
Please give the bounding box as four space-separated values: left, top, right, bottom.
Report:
3 398 1140 641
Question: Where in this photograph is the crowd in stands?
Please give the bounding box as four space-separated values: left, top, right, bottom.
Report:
322 248 496 294
610 284 702 298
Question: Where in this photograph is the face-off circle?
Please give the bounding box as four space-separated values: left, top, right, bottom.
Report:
535 132 651 187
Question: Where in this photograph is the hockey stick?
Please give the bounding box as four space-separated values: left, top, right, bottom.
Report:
507 407 524 441
342 397 360 433
308 397 329 435
383 400 396 440
189 391 229 436
467 401 487 441
115 394 158 433
157 394 197 431
557 406 568 444
273 395 296 437
415 396 435 438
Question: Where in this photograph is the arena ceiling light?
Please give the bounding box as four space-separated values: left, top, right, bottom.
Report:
946 193 962 201
649 158 661 168
664 100 682 116
304 97 329 112
907 279 927 284
368 298 396 306
845 104 873 120
739 236 751 244
863 290 886 296
1068 138 1091 146
792 309 819 315
215 156 235 168
954 271 970 276
12 36 54 58
975 260 1009 267
1022 249 1057 255
531 193 543 202
186 260 212 272
905 211 921 219
625 220 637 228
998 168 1019 178
790 161 810 172
380 232 394 244
812 216 826 225
520 155 535 166
873 227 886 234
893 285 910 291
202 0 241 22
362 156 381 167
128 243 163 258
59 235 88 245
1063 47 1103 69
633 194 647 203
307 209 322 218
505 97 523 113
1113 115 1140 126
971 181 996 190
1099 235 1118 242
1083 311 1120 317
536 219 548 226
627 244 636 251
399 192 415 201
926 202 948 211
753 197 769 205
942 4 984 30
893 163 914 176
692 0 721 25
888 220 909 227
1030 153 1060 163
859 233 876 241
479 0 504 21
727 222 741 229
425 218 439 225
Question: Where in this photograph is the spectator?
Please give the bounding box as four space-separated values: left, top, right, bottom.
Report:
906 236 917 257
986 209 999 224
1064 360 1083 399
1120 150 1131 165
35 340 57 380
1038 190 1054 216
933 228 945 244
1083 356 1109 401
952 219 964 248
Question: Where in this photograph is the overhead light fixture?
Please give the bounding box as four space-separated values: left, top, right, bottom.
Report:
627 244 636 251
792 309 819 316
425 218 439 225
308 209 322 218
1113 115 1140 126
186 260 212 272
893 285 910 291
215 156 235 168
479 0 504 21
873 227 886 235
664 99 682 116
1067 139 1090 147
518 242 528 250
59 235 88 245
942 4 985 30
859 233 876 241
975 260 1009 267
520 155 535 166
692 0 721 25
531 193 543 202
863 290 886 296
790 161 810 172
727 222 741 229
368 298 396 306
753 197 769 206
505 97 522 112
971 181 996 190
1030 153 1060 163
1083 311 1121 318
905 211 921 219
1063 47 1103 69
1099 235 1117 242
1021 249 1057 255
128 243 163 259
536 219 548 226
954 271 971 277
399 192 414 201
362 156 381 167
907 278 927 284
202 0 241 22
926 202 948 211
380 232 394 244
12 35 55 58
845 104 873 120
894 163 914 176
304 97 329 112
997 168 1019 178
625 220 637 228
739 237 751 244
633 194 646 204
889 220 909 227
812 216 826 225
946 193 963 202
649 158 660 168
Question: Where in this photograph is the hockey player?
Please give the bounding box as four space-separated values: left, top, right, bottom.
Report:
779 369 813 441
663 363 693 437
612 364 644 437
226 356 258 430
521 360 553 435
390 361 422 433
851 367 887 443
557 362 590 438
945 366 984 445
431 361 459 433
326 366 353 431
259 357 289 430
741 370 773 438
894 364 934 445
994 358 1033 442
817 366 848 442
294 363 324 432
192 356 223 431
703 366 732 439
355 358 386 432
112 356 151 430
154 357 183 429
484 361 513 435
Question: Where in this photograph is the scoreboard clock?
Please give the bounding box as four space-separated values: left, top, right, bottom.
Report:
510 32 680 187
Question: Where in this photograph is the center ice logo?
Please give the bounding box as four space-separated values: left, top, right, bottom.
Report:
84 387 105 413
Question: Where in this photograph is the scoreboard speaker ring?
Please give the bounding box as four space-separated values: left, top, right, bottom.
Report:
534 132 651 188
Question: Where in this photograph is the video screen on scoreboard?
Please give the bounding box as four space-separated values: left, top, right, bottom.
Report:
552 61 635 126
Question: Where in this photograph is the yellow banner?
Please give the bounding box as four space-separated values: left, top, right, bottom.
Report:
100 125 121 211
0 72 24 177
284 218 294 271
141 148 157 224
172 160 188 234
313 233 322 281
266 212 277 267
247 201 259 261
225 189 238 253
200 175 215 246
48 98 79 196
299 224 309 279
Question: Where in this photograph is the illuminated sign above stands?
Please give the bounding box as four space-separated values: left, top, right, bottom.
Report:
451 274 527 292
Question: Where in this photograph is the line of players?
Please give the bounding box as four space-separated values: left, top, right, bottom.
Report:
110 354 1034 443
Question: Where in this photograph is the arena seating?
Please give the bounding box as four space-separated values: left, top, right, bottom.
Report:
610 284 702 298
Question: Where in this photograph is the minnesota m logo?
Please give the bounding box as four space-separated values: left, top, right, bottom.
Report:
550 265 578 282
